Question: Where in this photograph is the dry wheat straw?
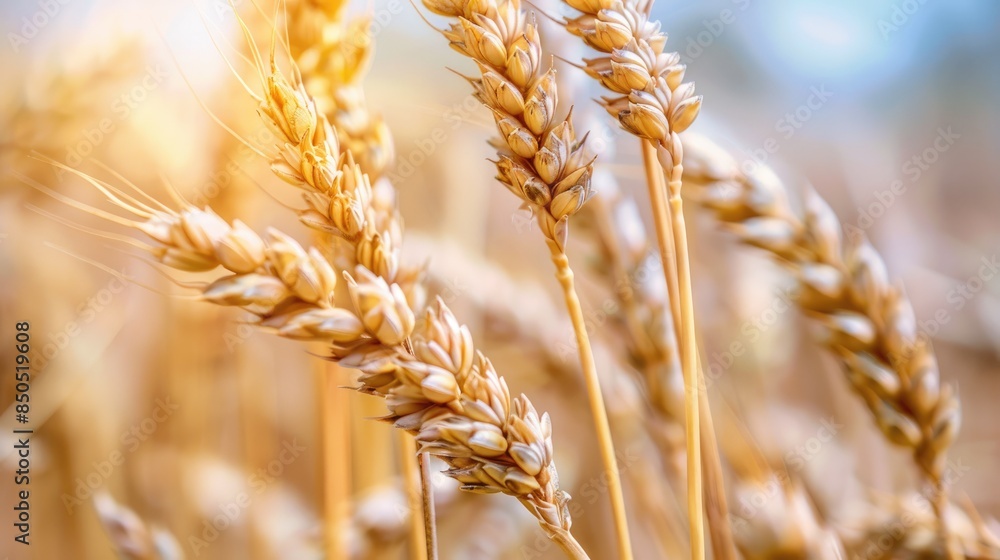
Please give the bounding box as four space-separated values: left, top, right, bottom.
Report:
555 30 716 554
557 0 708 557
683 134 963 559
400 433 430 558
584 185 737 560
418 0 632 556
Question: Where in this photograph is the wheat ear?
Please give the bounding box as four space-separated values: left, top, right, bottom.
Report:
56 184 585 557
419 0 633 556
683 134 963 559
288 0 394 180
253 39 588 557
50 51 589 559
557 0 707 557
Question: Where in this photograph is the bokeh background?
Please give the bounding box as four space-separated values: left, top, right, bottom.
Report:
1 0 998 558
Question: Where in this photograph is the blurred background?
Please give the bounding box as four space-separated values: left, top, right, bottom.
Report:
1 0 998 558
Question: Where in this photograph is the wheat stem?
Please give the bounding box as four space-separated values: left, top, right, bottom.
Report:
930 481 961 560
641 140 681 335
642 139 705 560
549 246 633 560
695 355 737 560
320 360 352 560
669 160 706 560
400 434 428 559
419 452 439 560
546 525 592 560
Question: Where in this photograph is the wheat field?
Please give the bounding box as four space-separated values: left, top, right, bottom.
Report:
1 0 999 559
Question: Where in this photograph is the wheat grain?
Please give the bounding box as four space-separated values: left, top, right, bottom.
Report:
273 5 383 554
411 231 692 557
557 0 701 170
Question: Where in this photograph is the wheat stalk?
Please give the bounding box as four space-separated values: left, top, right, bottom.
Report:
338 478 461 559
555 0 709 557
573 186 686 466
412 229 692 556
418 0 634 556
683 133 963 559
